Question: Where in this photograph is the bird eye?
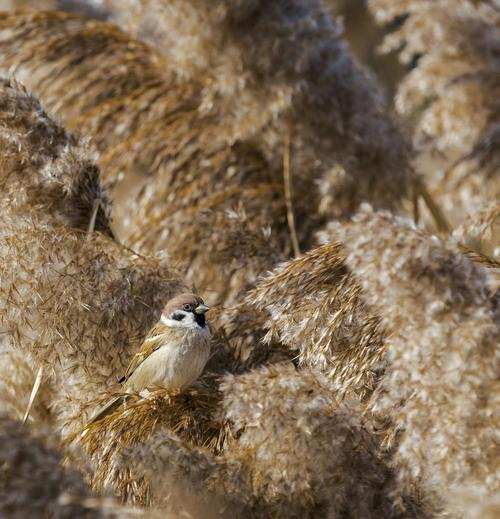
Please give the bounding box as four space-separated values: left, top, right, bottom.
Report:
172 312 185 321
183 303 191 311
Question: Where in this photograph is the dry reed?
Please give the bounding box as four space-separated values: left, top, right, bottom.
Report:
369 0 500 226
0 78 185 435
326 205 499 516
247 243 387 399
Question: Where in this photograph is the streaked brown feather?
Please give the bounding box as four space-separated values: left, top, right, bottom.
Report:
119 322 172 384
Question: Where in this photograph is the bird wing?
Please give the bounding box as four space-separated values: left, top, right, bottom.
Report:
118 323 169 384
86 395 126 425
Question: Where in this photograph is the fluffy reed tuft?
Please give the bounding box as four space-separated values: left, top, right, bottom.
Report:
0 78 185 435
126 364 411 518
0 3 421 311
121 430 250 516
0 77 112 235
0 415 131 518
247 243 387 398
453 200 499 270
325 205 499 515
369 0 500 224
103 0 415 216
73 382 230 502
221 364 398 518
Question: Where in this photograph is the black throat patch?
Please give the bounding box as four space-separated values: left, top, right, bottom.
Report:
194 312 206 328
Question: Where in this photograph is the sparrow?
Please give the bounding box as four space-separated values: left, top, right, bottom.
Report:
87 293 211 424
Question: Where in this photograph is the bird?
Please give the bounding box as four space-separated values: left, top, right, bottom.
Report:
87 293 211 425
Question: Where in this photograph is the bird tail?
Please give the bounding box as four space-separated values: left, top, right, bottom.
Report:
86 395 126 426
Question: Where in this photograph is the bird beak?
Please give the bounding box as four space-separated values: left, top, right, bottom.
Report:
194 304 210 315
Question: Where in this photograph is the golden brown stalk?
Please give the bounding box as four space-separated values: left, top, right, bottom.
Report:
0 349 53 427
283 117 301 258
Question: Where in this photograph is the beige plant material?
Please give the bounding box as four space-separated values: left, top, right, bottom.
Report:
325 205 499 515
121 429 250 516
126 365 412 518
102 0 415 215
221 364 400 518
0 4 420 310
0 0 57 9
0 78 113 236
247 243 387 398
73 382 231 503
369 0 500 222
0 11 305 309
453 201 499 259
448 488 500 519
0 78 185 436
0 415 136 518
0 349 54 427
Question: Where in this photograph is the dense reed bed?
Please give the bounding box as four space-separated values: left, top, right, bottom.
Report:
0 1 497 518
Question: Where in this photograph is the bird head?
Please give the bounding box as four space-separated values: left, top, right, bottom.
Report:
160 293 210 330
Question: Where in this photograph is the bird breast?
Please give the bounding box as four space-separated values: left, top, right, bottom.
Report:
124 328 211 392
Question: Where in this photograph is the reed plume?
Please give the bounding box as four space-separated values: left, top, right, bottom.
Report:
0 3 421 312
0 415 135 518
325 205 499 515
0 78 185 435
369 0 500 225
124 365 412 517
247 243 387 399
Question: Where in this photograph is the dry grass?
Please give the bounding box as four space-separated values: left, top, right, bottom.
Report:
73 382 230 502
326 206 499 515
0 3 423 312
124 365 416 518
247 243 387 399
369 0 500 228
0 78 185 434
0 415 139 518
0 2 497 518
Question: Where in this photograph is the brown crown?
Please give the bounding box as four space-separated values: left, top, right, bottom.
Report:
162 293 205 315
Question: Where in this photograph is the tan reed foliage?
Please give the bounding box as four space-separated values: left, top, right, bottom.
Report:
126 364 415 518
453 201 499 260
121 429 251 516
221 364 400 518
0 415 134 518
325 205 499 516
0 0 57 10
73 381 231 502
0 10 301 308
448 489 500 519
247 243 387 399
0 348 54 426
102 0 415 215
0 4 421 311
369 0 500 223
0 78 113 236
0 78 185 435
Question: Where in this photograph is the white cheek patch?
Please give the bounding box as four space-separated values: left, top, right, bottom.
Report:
161 315 172 326
161 312 201 330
